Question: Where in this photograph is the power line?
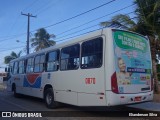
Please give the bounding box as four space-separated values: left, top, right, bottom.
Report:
33 0 116 30
0 14 138 53
8 15 22 36
0 2 156 40
35 0 63 15
35 1 156 35
0 32 26 39
0 4 134 43
31 0 53 15
0 34 26 43
55 24 100 40
55 16 138 42
0 17 139 53
22 0 40 12
55 28 103 42
55 4 135 37
0 0 116 40
6 1 40 39
0 46 25 53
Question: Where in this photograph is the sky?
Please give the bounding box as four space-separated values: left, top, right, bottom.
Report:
0 0 136 72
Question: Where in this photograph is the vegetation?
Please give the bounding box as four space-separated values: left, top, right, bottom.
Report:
100 0 160 93
31 28 56 52
4 28 56 67
4 51 22 64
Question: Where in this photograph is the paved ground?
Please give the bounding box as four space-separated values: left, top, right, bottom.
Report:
0 82 160 120
128 102 160 111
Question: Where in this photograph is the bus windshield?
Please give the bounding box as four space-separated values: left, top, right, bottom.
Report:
112 30 152 94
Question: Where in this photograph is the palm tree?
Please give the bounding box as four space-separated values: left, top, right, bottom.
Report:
4 51 22 64
100 0 160 93
31 28 56 52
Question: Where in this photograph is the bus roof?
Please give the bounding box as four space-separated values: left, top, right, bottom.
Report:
9 27 148 63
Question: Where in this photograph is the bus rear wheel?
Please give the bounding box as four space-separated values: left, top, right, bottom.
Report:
44 88 58 109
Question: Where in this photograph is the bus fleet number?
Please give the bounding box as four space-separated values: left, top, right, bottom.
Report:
85 78 96 84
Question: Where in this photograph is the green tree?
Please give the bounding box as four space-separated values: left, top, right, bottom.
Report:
4 51 22 64
100 0 160 93
31 28 56 51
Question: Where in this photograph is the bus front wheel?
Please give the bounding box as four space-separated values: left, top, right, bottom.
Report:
13 84 20 98
44 88 58 109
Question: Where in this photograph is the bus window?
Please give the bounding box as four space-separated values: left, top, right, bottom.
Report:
81 37 103 69
60 44 80 70
19 60 25 74
46 50 59 72
13 61 19 74
9 62 14 73
34 54 45 73
26 58 34 73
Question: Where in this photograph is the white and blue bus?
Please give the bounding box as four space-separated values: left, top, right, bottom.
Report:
6 28 153 108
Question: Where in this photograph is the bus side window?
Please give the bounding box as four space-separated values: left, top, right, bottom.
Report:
19 60 25 74
60 44 80 70
46 50 59 72
9 62 14 74
26 58 34 73
81 37 103 69
34 54 45 73
13 61 19 74
40 54 45 72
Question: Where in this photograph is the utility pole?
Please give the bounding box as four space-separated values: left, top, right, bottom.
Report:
21 12 36 54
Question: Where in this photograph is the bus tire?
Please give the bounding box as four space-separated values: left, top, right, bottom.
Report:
44 88 58 109
13 84 21 98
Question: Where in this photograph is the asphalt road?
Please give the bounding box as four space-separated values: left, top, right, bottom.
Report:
0 83 159 120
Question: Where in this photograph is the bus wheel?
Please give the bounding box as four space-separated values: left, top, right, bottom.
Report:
13 85 18 97
44 88 58 109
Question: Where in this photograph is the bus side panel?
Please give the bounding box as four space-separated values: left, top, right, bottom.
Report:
55 90 78 105
76 67 106 106
44 71 79 105
52 36 106 106
41 71 78 105
78 93 106 106
77 36 106 106
53 67 106 106
13 74 24 94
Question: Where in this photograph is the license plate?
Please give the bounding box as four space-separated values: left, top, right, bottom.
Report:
134 96 141 102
